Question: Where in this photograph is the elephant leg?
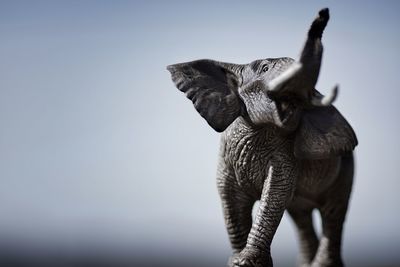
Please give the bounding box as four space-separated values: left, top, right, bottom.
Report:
312 203 348 267
217 163 255 254
232 164 297 267
312 155 354 267
287 205 319 267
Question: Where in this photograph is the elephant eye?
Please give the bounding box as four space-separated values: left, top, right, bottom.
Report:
261 64 269 72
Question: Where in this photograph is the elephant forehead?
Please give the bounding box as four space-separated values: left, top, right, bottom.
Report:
266 57 296 80
242 57 295 83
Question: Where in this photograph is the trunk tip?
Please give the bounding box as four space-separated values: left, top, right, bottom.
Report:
308 8 330 39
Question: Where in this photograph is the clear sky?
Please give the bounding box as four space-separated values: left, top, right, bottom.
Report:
0 1 399 266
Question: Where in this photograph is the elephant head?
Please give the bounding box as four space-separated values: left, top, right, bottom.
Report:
167 9 357 159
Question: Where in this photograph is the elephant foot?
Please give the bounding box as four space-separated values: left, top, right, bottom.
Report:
311 259 344 267
227 252 240 267
229 248 272 267
296 257 314 267
297 263 311 267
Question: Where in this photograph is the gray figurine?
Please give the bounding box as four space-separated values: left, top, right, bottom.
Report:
167 9 357 267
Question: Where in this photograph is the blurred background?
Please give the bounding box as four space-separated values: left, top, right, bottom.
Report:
0 0 399 266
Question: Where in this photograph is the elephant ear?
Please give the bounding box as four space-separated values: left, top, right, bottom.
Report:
294 105 358 159
167 59 244 132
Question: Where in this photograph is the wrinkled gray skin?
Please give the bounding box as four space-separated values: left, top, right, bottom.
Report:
167 9 357 267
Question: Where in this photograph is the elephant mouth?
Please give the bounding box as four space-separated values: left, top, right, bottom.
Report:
277 101 294 122
274 100 300 129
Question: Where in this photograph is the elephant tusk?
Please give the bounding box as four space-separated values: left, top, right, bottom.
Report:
266 62 303 93
311 84 338 106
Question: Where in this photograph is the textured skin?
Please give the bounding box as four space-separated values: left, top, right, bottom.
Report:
167 8 357 267
218 118 353 267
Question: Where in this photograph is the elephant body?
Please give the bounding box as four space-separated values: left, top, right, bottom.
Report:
220 117 346 198
167 9 357 267
218 116 353 267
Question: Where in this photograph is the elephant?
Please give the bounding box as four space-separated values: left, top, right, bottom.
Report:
167 8 357 267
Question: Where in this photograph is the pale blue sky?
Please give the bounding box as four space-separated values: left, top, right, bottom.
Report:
0 1 399 266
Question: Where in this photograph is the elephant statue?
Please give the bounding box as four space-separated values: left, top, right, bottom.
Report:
167 8 357 267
